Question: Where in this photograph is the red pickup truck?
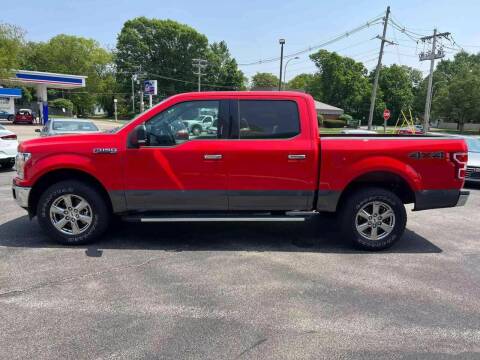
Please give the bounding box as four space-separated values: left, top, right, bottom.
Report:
12 91 469 250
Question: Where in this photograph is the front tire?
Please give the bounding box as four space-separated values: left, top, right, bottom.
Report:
37 181 110 245
340 187 407 251
0 158 15 170
191 125 202 136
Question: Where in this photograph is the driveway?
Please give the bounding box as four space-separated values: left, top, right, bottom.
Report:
0 167 479 359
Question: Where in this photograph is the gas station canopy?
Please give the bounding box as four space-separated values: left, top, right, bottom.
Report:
11 70 87 89
7 70 87 123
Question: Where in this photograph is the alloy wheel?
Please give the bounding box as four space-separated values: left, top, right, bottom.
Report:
49 194 93 235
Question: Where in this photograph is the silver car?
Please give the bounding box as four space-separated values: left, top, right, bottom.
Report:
36 119 100 137
465 137 480 183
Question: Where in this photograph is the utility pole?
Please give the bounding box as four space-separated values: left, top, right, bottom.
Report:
278 39 285 91
419 29 449 133
192 59 208 91
131 74 136 113
367 6 394 130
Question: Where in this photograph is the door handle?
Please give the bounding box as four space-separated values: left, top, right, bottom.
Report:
204 154 223 160
288 154 306 160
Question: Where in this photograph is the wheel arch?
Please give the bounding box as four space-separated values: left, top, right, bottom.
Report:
337 171 416 212
28 168 114 218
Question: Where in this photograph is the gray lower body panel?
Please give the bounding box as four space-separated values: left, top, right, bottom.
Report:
316 190 341 212
122 190 228 211
109 190 316 213
414 189 463 211
228 190 313 210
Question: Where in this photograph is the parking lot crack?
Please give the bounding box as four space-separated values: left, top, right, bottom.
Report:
235 338 268 359
0 256 161 299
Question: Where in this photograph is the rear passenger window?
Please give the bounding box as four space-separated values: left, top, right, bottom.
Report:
238 100 300 139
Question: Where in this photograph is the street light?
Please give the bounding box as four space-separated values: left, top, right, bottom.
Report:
278 39 285 91
113 98 118 122
283 56 300 90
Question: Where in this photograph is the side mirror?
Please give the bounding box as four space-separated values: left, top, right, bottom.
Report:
129 124 148 148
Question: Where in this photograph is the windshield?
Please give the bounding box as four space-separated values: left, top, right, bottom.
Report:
466 137 480 153
52 121 99 132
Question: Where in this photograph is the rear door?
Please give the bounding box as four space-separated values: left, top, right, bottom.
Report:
226 97 317 211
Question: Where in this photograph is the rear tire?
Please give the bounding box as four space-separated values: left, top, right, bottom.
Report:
37 180 110 245
7 115 14 121
340 187 407 251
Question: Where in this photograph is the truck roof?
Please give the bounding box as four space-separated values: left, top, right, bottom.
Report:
169 91 314 99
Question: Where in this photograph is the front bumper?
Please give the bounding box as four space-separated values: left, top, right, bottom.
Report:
12 185 31 208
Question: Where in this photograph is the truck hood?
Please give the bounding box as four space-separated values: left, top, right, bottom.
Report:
19 132 118 154
469 152 480 167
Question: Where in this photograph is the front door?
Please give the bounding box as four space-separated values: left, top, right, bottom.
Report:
124 100 229 211
226 98 317 211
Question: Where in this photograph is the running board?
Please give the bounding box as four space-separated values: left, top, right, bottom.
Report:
123 215 306 223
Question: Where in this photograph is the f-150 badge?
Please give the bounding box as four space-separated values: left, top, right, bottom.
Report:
93 148 118 154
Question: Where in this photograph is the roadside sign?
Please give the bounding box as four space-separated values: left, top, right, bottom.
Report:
383 109 391 121
144 80 157 95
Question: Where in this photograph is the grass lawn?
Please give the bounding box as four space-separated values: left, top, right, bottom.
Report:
429 128 480 136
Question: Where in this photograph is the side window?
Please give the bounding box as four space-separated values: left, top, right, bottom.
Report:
237 100 300 139
145 101 220 146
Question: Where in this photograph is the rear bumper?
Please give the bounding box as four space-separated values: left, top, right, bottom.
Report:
12 185 31 209
414 189 469 211
456 190 470 207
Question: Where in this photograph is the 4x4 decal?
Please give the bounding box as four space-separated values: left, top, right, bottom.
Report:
408 151 445 160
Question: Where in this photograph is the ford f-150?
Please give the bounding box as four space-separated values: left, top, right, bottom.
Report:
12 91 469 250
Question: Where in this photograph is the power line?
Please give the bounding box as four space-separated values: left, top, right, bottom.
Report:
237 15 384 66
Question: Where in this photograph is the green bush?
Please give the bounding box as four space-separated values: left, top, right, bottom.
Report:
339 114 353 122
323 119 346 128
317 114 324 127
49 98 74 111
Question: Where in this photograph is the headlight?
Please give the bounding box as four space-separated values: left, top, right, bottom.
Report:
15 152 31 179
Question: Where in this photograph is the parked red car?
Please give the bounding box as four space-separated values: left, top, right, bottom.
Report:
397 127 423 135
12 92 469 250
13 109 34 124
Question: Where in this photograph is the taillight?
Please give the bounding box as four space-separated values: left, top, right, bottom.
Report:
1 134 17 140
452 152 468 179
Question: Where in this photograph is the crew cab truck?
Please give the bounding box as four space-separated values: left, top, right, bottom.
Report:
12 92 469 250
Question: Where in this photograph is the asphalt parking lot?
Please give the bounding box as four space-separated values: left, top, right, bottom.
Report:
0 125 480 359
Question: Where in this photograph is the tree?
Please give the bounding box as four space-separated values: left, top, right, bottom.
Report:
287 73 314 90
20 34 113 116
115 17 209 97
415 51 480 130
0 23 25 79
203 41 244 90
308 50 370 118
376 65 422 125
435 68 480 131
49 98 74 111
251 72 279 89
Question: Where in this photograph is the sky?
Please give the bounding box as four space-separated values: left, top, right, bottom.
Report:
2 0 480 82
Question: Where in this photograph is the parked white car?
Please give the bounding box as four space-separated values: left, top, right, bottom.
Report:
465 137 480 183
341 129 377 135
0 125 18 169
36 119 100 137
